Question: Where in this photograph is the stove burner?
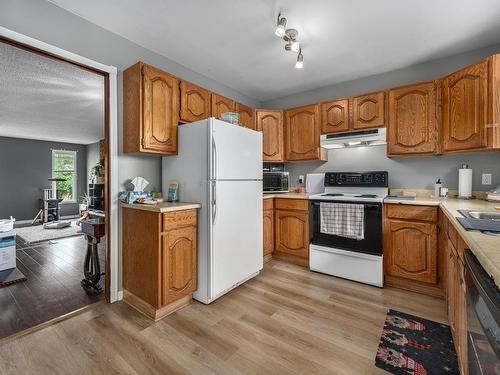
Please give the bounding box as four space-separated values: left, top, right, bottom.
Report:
355 194 378 198
321 193 344 197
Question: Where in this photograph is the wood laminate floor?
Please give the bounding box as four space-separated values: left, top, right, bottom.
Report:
0 236 104 339
0 259 447 375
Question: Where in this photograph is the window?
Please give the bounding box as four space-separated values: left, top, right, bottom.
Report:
52 150 77 203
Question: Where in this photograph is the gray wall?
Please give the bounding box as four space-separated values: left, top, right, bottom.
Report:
0 136 87 221
262 43 500 109
286 146 500 192
0 0 261 195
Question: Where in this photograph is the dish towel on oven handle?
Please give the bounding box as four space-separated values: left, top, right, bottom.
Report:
319 202 365 240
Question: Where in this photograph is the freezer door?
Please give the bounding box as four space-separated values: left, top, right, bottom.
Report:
210 180 263 298
210 119 262 180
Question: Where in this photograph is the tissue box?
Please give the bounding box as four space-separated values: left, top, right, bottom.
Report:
0 231 16 271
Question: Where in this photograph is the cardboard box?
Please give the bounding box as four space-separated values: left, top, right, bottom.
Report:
0 231 16 271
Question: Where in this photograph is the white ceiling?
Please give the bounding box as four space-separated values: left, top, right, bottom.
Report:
0 42 104 145
48 0 500 102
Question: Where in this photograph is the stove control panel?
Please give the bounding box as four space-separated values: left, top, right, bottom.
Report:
324 171 388 187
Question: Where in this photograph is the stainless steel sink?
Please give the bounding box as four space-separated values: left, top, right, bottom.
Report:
467 211 500 221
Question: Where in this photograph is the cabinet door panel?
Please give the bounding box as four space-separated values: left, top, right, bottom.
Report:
352 91 386 129
256 110 284 162
275 210 309 258
263 209 274 257
180 81 211 123
211 93 235 119
386 219 438 284
236 103 255 130
442 60 487 152
388 82 440 155
285 104 321 161
142 65 179 153
162 226 197 305
321 99 350 134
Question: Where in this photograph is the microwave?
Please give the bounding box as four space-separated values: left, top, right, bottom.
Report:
263 172 289 193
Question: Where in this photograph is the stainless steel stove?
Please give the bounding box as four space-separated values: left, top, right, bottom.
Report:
309 171 388 287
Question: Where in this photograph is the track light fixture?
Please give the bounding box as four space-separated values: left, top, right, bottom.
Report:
275 13 304 68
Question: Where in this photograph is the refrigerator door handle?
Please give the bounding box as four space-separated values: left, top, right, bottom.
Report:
212 137 217 180
211 180 217 224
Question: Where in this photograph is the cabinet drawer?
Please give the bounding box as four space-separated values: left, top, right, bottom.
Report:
163 209 197 231
275 198 309 211
386 204 438 222
263 198 274 210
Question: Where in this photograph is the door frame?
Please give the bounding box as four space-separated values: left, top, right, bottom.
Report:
0 26 120 302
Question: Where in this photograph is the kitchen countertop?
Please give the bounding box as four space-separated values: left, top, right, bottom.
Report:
386 197 500 287
263 192 310 200
121 202 201 213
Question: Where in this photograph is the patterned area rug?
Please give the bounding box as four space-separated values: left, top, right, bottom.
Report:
15 221 82 244
375 309 459 375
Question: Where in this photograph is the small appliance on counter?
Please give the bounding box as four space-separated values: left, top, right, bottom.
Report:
305 173 325 194
458 163 473 199
263 163 289 193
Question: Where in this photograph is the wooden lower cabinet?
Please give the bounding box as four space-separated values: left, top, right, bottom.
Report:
384 204 443 297
444 215 468 374
273 199 309 267
122 207 198 321
263 198 274 262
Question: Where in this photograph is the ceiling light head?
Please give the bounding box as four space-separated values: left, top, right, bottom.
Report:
295 49 304 69
275 13 287 37
291 41 300 52
283 28 299 41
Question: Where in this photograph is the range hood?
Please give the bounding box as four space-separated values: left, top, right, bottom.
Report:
320 128 386 149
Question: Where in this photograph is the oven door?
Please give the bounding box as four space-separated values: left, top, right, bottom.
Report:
310 200 383 256
465 250 500 375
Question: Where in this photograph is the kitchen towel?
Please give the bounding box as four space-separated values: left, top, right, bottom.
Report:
320 202 364 240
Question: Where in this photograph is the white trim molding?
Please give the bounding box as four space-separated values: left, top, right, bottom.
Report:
0 26 121 303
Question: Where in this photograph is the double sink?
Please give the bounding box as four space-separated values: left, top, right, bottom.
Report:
459 209 500 236
462 210 500 221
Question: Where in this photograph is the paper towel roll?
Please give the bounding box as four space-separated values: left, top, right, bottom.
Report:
458 168 472 198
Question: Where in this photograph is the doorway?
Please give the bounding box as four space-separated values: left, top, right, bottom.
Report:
0 27 118 340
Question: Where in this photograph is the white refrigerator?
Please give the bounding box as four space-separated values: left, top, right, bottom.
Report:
162 118 263 304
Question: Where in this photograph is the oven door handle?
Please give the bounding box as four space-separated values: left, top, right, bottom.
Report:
311 202 381 210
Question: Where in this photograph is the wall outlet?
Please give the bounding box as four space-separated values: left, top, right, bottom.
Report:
482 173 492 185
298 175 304 184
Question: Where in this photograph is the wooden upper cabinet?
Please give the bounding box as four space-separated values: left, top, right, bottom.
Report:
321 99 350 134
211 93 235 119
124 62 179 155
285 104 326 162
388 81 440 155
179 80 211 123
256 110 284 162
442 60 488 152
385 219 438 284
236 103 255 130
161 225 197 306
352 91 386 130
